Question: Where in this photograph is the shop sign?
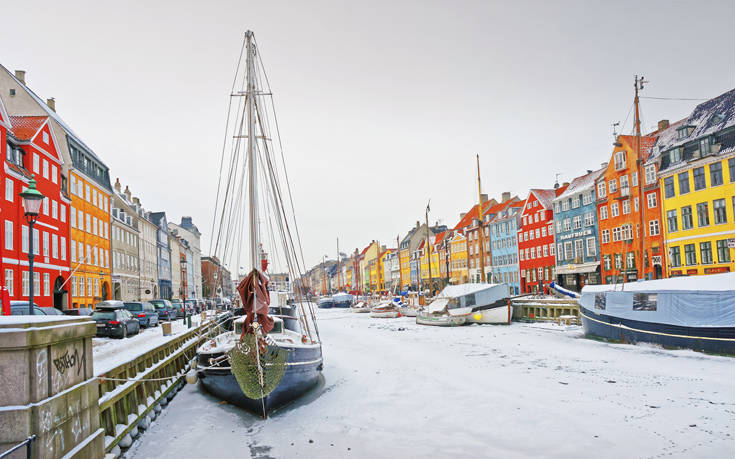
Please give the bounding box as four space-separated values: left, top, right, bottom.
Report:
651 255 662 266
559 228 592 241
728 238 735 248
686 269 698 275
704 267 730 274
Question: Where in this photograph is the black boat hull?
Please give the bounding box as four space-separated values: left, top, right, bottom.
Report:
198 344 323 414
580 305 735 354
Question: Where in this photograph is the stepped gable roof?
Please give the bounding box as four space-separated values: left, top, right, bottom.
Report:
8 115 47 141
555 167 606 201
1 64 108 168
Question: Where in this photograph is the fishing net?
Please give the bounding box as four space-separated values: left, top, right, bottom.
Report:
228 334 289 398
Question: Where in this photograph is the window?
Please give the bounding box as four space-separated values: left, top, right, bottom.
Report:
557 244 563 260
603 255 612 271
599 206 608 220
730 157 735 183
33 272 40 296
620 174 629 192
669 147 682 163
631 171 638 187
571 196 580 209
51 165 58 184
717 240 731 263
713 199 727 224
42 198 49 216
582 192 593 206
573 216 582 229
645 164 656 185
710 162 723 187
649 219 660 236
678 172 690 195
562 200 570 211
52 200 58 219
531 247 535 259
71 240 76 261
86 214 91 233
614 150 626 170
5 179 12 202
670 246 681 267
60 205 66 223
563 218 571 231
4 221 12 250
664 176 675 198
612 227 621 242
42 232 49 257
614 253 622 270
700 242 713 265
42 159 49 179
681 206 693 230
543 245 548 257
597 181 606 198
586 237 596 257
22 271 29 296
33 153 39 173
85 184 91 201
608 179 618 193
32 229 39 255
541 226 547 237
574 239 583 259
22 226 28 253
611 202 619 217
87 278 93 298
601 229 610 243
646 192 657 209
43 273 50 296
693 167 706 190
584 212 594 227
61 237 66 261
684 243 696 265
626 252 635 269
622 199 630 214
696 202 710 227
667 210 678 233
4 269 13 296
554 202 560 213
52 235 58 258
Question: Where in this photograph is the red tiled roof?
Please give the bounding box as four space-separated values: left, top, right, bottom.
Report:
433 230 447 246
9 115 47 141
453 200 496 230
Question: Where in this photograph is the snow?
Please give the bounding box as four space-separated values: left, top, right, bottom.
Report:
582 271 735 293
127 309 735 458
93 314 212 375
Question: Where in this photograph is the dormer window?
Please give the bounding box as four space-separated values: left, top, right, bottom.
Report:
699 137 712 155
676 125 694 140
669 147 682 164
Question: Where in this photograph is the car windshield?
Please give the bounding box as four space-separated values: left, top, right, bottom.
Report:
92 311 116 320
150 301 166 309
124 303 142 311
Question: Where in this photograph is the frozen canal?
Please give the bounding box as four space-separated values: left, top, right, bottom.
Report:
128 309 735 458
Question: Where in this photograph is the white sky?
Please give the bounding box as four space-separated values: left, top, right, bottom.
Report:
2 0 734 271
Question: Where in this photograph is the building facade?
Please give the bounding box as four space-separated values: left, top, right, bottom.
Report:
110 180 140 301
553 168 605 289
488 200 524 295
654 90 735 277
168 216 202 299
148 212 172 299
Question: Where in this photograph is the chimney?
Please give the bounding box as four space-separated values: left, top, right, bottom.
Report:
480 193 488 203
114 178 121 193
133 196 141 206
501 191 510 202
562 182 570 188
46 98 56 112
587 169 592 174
657 119 670 131
416 221 420 228
14 70 26 85
124 185 132 201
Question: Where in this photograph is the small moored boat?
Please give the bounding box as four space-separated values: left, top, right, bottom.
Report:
370 302 400 318
350 301 371 313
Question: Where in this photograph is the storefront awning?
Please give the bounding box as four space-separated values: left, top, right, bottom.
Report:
556 261 600 275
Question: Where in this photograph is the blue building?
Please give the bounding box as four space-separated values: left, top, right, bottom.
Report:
489 200 524 295
148 212 172 299
552 168 605 290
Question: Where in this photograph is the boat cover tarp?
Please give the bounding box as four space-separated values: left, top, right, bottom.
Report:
580 272 735 327
427 298 450 313
332 293 353 302
237 269 274 334
549 281 580 299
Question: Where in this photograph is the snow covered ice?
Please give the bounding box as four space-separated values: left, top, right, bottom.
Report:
127 308 735 458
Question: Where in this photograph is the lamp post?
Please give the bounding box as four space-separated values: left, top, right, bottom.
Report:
20 179 45 315
180 257 190 328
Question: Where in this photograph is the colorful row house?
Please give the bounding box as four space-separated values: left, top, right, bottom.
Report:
488 199 524 295
654 89 735 276
518 186 566 294
1 100 72 308
553 168 605 289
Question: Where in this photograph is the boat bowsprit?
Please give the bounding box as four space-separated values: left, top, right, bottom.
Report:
579 272 735 354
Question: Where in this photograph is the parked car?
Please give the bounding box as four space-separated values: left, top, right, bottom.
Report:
92 302 140 338
170 299 186 318
39 307 64 315
185 299 199 314
63 307 93 316
9 301 45 315
149 299 177 321
123 301 159 328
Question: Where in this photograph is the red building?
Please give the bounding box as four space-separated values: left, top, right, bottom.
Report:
518 186 568 294
1 99 72 308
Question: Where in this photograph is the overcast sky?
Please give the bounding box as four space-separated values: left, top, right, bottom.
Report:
2 0 734 272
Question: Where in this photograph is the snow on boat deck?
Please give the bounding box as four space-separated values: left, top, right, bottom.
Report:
127 308 735 458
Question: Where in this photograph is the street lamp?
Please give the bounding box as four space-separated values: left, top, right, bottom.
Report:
180 257 190 328
20 178 45 315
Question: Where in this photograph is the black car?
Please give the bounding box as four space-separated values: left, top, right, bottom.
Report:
92 304 140 338
9 301 45 315
149 299 177 321
39 307 64 315
123 301 159 328
63 307 93 316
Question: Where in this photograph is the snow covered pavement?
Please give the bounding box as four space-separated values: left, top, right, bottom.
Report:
127 308 735 458
93 315 207 376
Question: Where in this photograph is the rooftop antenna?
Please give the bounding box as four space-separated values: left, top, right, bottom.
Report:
554 173 561 189
611 121 620 138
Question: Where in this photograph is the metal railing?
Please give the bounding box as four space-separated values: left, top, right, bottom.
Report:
0 435 36 459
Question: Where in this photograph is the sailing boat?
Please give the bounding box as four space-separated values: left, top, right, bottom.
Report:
195 31 323 417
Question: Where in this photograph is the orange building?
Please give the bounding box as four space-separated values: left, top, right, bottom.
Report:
596 134 666 283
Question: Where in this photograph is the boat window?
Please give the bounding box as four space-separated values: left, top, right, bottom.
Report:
462 294 476 308
594 293 606 310
633 293 657 311
447 298 460 309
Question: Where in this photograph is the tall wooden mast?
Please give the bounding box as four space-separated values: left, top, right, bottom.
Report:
245 31 259 272
634 75 647 279
476 154 487 283
425 201 433 293
397 234 403 294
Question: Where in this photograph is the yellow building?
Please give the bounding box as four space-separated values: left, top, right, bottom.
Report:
418 240 440 284
655 98 735 277
379 249 391 291
68 155 112 309
449 232 469 283
361 241 381 292
399 246 410 289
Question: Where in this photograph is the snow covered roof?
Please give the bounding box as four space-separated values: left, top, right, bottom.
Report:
528 188 557 210
554 167 606 201
438 283 502 298
8 115 47 141
582 272 735 293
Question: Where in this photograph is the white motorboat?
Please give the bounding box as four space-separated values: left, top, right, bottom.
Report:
370 302 400 318
350 301 371 313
